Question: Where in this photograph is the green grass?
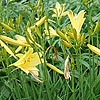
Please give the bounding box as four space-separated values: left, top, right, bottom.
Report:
0 0 100 100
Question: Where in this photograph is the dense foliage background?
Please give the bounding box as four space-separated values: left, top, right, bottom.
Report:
0 0 100 100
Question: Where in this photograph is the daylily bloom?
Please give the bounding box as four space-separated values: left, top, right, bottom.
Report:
10 48 43 82
87 44 100 56
67 10 85 36
46 55 71 80
50 2 68 18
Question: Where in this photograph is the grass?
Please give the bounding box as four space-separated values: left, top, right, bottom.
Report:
0 0 100 100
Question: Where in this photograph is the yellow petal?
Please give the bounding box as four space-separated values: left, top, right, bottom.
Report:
16 53 23 58
76 10 85 33
10 48 43 75
0 40 16 58
15 35 28 44
60 4 66 17
93 20 100 33
45 26 59 37
52 14 57 18
87 44 100 56
20 52 42 74
61 11 68 17
29 52 43 67
50 8 57 14
16 65 29 74
20 65 38 75
56 2 61 17
10 48 33 66
67 10 76 30
67 10 85 34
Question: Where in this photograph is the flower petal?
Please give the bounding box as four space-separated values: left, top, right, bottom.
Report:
50 8 57 14
67 10 85 34
29 52 43 67
15 35 28 44
76 10 85 33
10 48 33 66
67 10 76 30
56 2 61 17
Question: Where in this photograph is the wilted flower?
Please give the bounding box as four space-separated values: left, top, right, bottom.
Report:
64 55 71 80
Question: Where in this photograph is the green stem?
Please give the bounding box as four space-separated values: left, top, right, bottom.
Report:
76 48 80 99
72 68 75 100
79 48 83 100
42 24 52 100
96 31 99 75
91 36 94 80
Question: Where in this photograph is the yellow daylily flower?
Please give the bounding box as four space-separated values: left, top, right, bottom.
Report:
67 10 85 35
50 2 67 18
10 48 43 82
87 44 100 56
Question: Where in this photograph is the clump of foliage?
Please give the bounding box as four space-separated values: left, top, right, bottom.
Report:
0 0 100 100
